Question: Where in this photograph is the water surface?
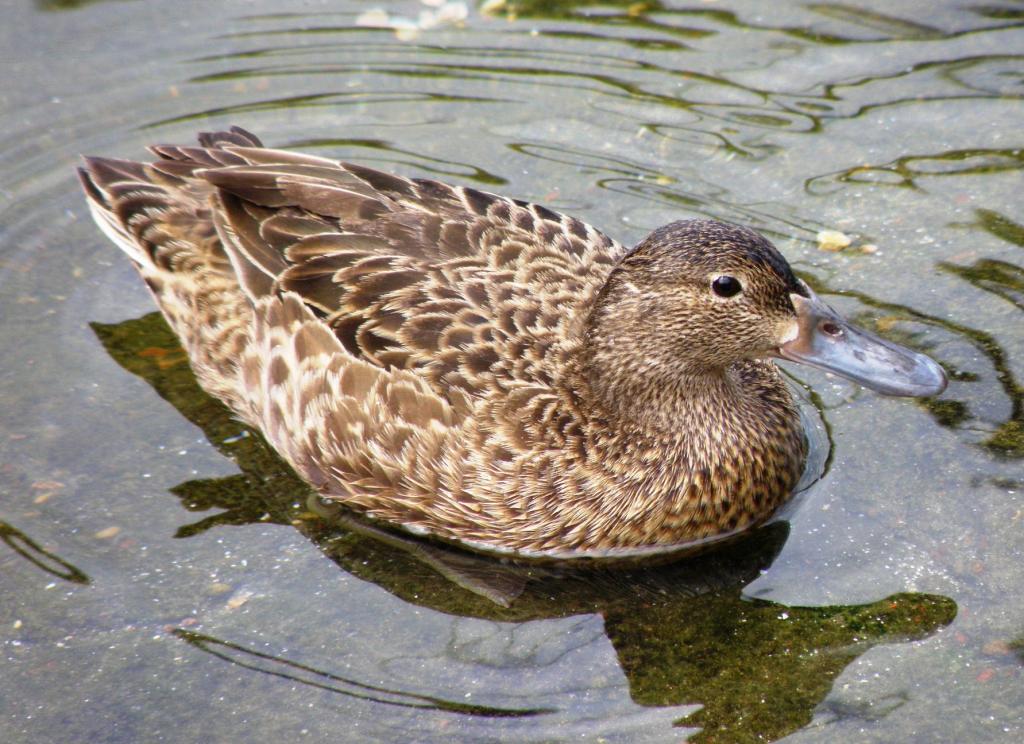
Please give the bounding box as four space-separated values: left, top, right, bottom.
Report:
1 1 1022 741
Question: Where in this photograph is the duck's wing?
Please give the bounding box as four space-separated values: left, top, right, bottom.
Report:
152 132 624 398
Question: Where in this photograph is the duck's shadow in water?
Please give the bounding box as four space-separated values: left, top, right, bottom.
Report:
92 312 957 742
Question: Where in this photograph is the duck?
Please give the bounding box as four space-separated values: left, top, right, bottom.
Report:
78 126 946 560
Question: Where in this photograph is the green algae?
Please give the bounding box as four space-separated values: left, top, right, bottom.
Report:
974 208 1024 248
608 592 955 743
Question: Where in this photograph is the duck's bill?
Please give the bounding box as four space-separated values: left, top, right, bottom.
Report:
775 286 947 397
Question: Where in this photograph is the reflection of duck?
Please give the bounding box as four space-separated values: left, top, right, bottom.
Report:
94 307 958 740
79 127 945 558
91 310 958 743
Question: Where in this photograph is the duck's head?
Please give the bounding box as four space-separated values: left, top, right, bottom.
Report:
587 219 946 398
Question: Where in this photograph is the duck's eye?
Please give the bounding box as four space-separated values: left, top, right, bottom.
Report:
711 275 742 298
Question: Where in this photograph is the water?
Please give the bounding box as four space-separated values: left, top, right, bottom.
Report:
1 1 1021 741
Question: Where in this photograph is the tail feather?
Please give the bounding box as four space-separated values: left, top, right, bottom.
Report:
79 127 267 273
198 126 263 149
81 155 149 187
148 126 263 167
78 164 151 266
148 144 249 169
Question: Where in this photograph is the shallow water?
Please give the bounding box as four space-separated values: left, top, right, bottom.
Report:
1 0 1022 741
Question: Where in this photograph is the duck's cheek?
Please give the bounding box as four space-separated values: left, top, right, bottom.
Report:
776 319 800 346
740 319 798 360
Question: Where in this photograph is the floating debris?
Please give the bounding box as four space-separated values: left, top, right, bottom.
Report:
356 1 468 41
226 590 254 610
860 243 879 255
222 430 250 445
355 8 389 26
816 229 852 252
94 526 121 539
480 0 507 15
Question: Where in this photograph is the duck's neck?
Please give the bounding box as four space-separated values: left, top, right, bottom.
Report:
568 339 804 544
578 348 754 442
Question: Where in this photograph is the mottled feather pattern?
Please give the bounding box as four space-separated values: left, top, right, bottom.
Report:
240 293 458 498
79 127 808 558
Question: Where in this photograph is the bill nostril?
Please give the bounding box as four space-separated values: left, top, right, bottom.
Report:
820 321 842 337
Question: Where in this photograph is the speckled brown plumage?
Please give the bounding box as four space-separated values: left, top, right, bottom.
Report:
79 127 809 559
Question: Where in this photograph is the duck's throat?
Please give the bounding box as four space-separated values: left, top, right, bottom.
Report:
570 355 806 544
582 352 752 437
578 347 805 479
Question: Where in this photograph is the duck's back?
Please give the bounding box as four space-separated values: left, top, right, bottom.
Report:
82 128 624 403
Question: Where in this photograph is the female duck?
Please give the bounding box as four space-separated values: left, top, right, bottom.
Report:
79 127 945 559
